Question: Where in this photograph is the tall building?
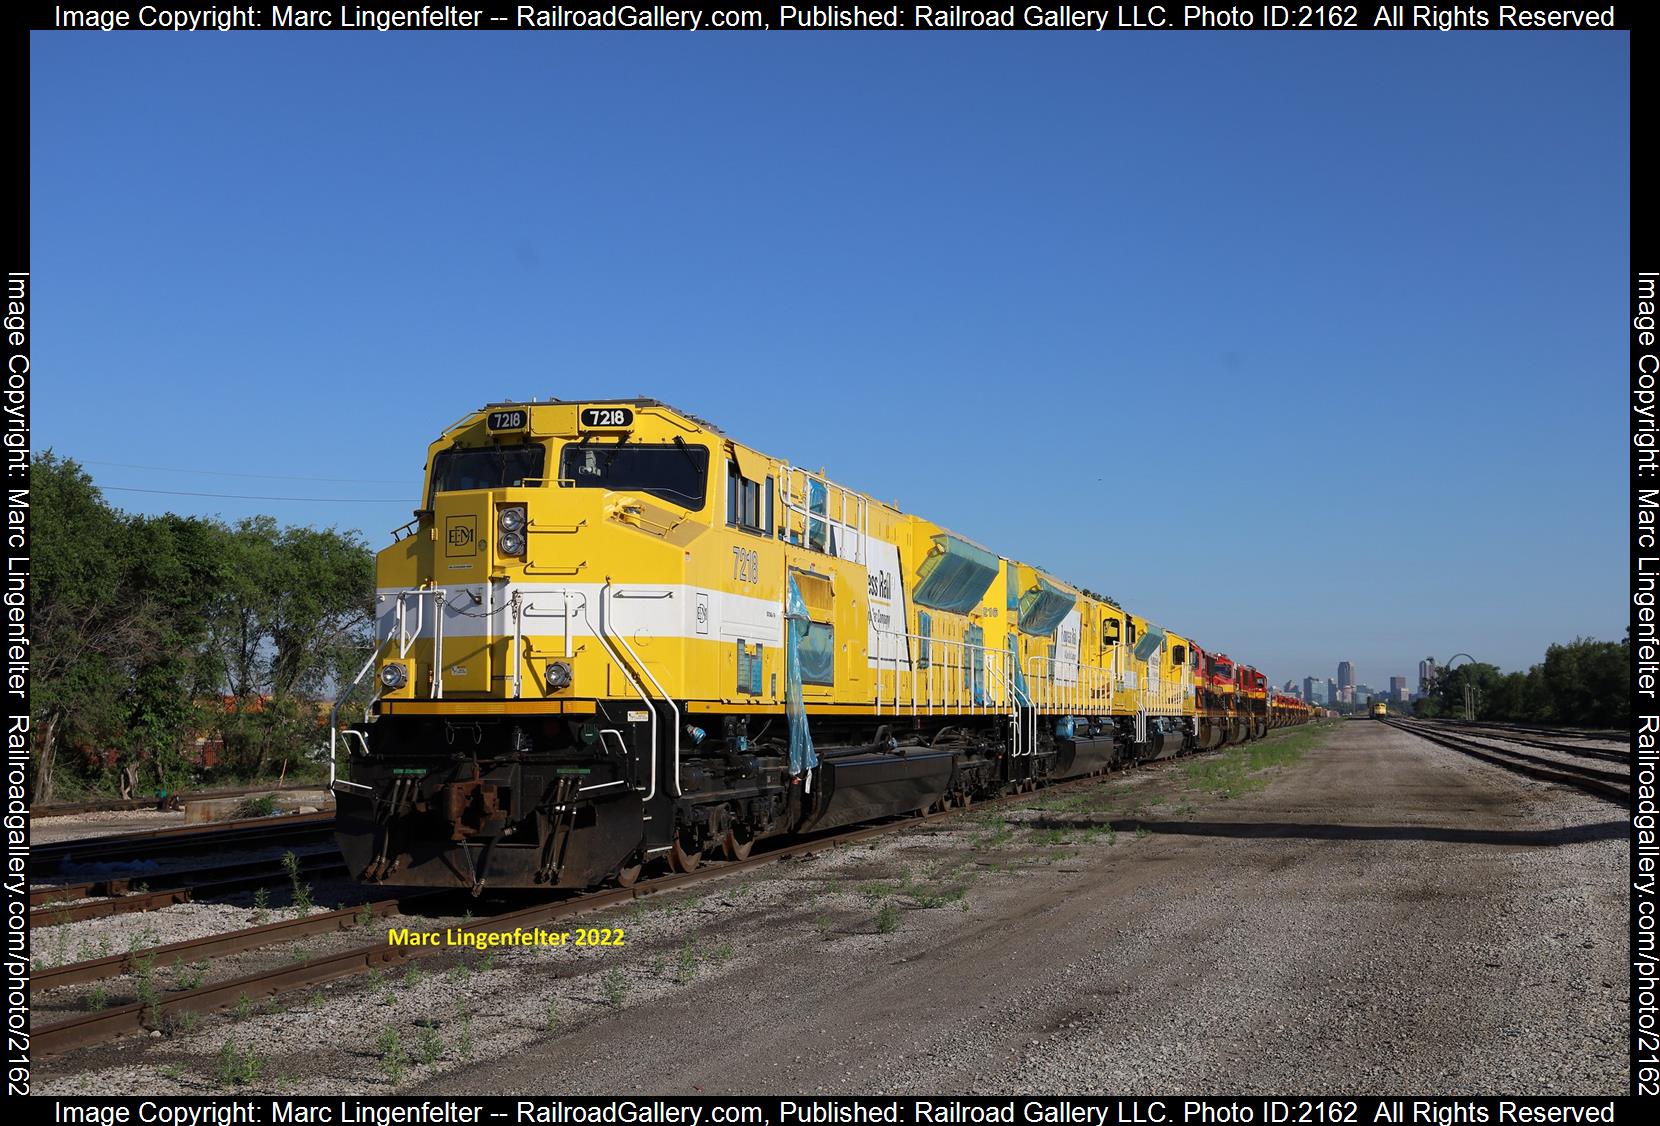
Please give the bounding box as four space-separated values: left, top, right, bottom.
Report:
1390 676 1408 702
1337 661 1355 692
1303 676 1319 704
1326 677 1338 706
1419 658 1440 696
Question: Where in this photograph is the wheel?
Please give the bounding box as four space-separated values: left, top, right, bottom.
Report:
615 862 643 888
721 828 753 862
669 839 702 873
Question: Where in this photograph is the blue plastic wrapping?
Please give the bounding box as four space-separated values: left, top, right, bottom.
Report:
785 573 820 776
1132 621 1167 664
963 622 986 705
807 479 828 553
1018 577 1077 637
914 535 1000 613
1009 633 1032 707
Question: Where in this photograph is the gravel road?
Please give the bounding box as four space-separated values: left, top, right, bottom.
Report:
36 720 1628 1095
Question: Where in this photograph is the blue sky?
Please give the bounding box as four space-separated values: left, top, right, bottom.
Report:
30 31 1629 691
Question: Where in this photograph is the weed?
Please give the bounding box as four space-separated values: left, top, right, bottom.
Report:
418 1019 443 1065
354 903 375 930
1026 827 1071 846
282 851 314 917
402 965 424 990
457 1016 474 1061
235 794 277 819
377 1026 407 1085
159 1064 183 1081
1135 825 1149 840
875 902 901 934
649 953 666 978
233 992 254 1022
710 941 735 964
911 886 967 909
309 991 326 1012
86 985 109 1011
252 886 270 924
477 952 496 973
814 914 834 941
175 1009 200 1033
445 962 471 986
213 1040 267 1089
545 998 559 1032
858 881 890 904
674 941 698 983
602 967 629 1009
173 960 208 991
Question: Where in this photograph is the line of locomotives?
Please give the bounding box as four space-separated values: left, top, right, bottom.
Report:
335 399 1314 892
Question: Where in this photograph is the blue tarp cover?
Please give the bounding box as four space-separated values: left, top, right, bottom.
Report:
785 573 820 776
914 535 1000 614
1018 576 1077 637
1132 622 1167 664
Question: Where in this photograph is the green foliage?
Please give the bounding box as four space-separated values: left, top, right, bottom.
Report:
602 967 629 1009
377 1026 407 1084
1424 638 1629 728
214 1040 267 1088
30 454 375 800
874 902 901 934
235 794 278 819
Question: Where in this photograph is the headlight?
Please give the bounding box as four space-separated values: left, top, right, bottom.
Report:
546 660 573 690
378 663 408 690
499 530 526 556
498 506 527 534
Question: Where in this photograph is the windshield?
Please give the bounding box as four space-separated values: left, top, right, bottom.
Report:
429 443 546 501
559 442 709 510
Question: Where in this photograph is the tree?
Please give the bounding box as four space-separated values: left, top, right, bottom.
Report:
204 517 374 777
30 454 144 802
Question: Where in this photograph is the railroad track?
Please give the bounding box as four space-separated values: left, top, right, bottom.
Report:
1425 720 1627 764
1384 719 1629 804
32 746 1209 1058
32 891 452 993
37 782 330 819
30 851 349 927
33 811 336 874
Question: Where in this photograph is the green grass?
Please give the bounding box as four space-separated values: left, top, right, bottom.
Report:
874 902 901 934
1182 722 1332 799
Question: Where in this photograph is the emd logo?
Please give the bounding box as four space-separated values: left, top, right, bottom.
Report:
445 515 477 558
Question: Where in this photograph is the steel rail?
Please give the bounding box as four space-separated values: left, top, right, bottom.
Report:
31 893 449 994
1425 720 1628 764
31 855 350 928
36 783 331 819
1384 719 1629 804
30 847 349 908
33 813 336 873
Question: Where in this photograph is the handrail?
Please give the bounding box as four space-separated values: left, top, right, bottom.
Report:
602 584 682 798
328 638 390 793
570 590 659 804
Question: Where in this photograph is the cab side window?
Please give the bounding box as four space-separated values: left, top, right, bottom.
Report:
727 462 773 535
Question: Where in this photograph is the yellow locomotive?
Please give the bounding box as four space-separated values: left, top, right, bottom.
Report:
332 400 1283 891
